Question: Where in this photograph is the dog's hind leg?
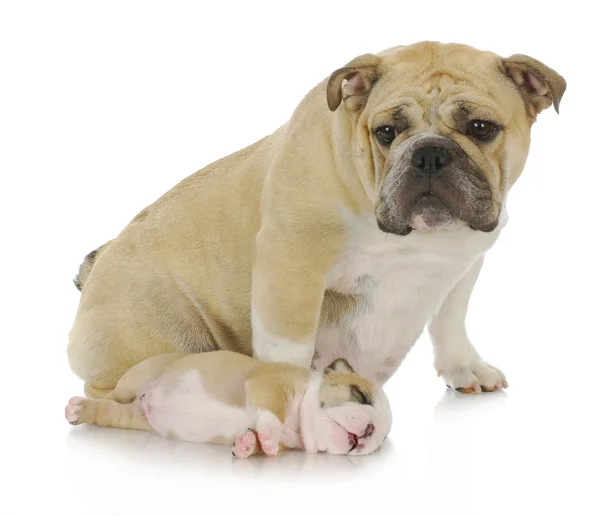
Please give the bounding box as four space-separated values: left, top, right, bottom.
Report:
101 353 188 404
65 396 152 432
83 382 115 400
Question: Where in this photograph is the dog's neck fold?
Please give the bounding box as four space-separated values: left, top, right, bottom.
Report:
329 108 377 212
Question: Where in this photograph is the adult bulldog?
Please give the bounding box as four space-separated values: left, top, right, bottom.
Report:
68 42 565 398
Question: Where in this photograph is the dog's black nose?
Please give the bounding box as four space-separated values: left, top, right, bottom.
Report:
411 146 452 176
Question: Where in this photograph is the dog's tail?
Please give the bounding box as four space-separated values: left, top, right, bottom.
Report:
73 240 113 291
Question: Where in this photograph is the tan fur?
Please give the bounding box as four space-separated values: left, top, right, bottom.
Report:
319 371 376 408
73 240 113 292
67 42 565 392
69 397 151 431
245 362 310 423
319 358 377 407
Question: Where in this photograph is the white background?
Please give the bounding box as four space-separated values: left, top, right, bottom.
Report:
1 1 598 515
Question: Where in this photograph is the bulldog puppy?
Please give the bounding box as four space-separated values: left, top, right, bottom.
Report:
65 352 391 458
68 41 566 398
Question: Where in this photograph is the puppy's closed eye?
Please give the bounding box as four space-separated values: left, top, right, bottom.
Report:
350 385 372 405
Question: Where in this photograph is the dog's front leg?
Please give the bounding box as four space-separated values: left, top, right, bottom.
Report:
428 256 508 394
251 223 343 368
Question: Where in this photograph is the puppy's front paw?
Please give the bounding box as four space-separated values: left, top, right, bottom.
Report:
255 409 282 456
257 432 280 456
232 429 258 459
65 396 86 425
438 360 508 394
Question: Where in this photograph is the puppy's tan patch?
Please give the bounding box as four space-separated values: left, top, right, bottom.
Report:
319 358 376 408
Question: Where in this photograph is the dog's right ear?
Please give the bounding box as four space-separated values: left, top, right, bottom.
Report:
326 53 382 112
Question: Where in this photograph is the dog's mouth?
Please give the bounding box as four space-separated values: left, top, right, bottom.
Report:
376 134 500 236
377 193 455 236
348 432 359 452
407 194 455 232
344 423 375 454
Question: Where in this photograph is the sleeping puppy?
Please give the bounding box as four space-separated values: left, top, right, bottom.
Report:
64 351 391 458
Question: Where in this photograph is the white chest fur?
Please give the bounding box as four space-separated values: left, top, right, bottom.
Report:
314 213 506 384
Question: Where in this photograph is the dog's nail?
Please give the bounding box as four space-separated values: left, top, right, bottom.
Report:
437 369 443 377
472 381 482 394
495 383 503 391
502 380 509 389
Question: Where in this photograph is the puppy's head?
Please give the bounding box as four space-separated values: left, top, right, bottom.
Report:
327 42 566 235
312 358 392 456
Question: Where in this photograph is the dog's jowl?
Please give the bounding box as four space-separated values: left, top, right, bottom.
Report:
68 42 565 397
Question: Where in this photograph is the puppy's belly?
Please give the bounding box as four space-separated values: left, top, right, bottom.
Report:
141 370 253 444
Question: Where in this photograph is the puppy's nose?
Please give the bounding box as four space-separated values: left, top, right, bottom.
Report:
411 146 452 177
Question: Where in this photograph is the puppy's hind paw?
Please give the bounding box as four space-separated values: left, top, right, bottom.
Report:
65 396 86 425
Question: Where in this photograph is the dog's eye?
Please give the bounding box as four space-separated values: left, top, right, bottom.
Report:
350 385 371 405
467 120 496 141
374 125 397 146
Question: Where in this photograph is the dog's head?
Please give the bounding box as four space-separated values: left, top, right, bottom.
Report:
327 42 566 235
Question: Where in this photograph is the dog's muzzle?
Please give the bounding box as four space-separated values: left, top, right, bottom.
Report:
376 134 500 236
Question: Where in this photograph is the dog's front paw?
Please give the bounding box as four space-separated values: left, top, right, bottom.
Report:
438 360 508 394
65 396 86 425
232 429 258 459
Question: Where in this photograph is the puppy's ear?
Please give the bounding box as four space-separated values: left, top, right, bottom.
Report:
326 53 382 112
503 54 566 115
324 358 355 374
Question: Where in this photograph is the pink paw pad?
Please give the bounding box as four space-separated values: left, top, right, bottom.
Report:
232 430 257 459
65 396 85 425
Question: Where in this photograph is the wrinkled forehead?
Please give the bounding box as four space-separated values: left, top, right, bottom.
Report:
364 44 522 123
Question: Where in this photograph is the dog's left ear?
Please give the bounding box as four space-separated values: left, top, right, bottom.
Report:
324 358 355 374
326 53 382 112
504 54 566 115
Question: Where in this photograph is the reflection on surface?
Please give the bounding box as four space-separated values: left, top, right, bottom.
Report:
65 425 396 478
230 439 395 477
434 387 509 419
427 387 511 504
